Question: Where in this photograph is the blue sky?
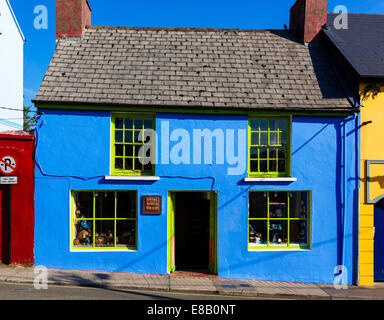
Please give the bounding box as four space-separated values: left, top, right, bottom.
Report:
9 0 384 107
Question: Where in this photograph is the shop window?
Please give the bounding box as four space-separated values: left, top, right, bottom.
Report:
111 114 155 176
248 191 310 249
72 191 137 250
248 117 290 177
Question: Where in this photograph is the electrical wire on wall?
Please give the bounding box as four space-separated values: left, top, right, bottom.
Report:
34 114 216 191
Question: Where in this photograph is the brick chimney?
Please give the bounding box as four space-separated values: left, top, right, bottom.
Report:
289 0 328 44
56 0 91 40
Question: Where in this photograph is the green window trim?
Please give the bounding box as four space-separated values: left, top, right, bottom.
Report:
248 116 291 178
111 113 156 176
71 190 138 251
248 191 311 250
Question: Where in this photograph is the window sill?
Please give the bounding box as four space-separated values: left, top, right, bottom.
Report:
105 175 160 181
248 248 311 252
244 177 297 182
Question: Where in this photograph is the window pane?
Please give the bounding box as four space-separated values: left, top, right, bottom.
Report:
250 160 258 172
279 132 287 145
95 220 115 247
115 130 123 143
116 192 136 219
73 192 94 248
124 118 133 129
134 158 143 171
290 220 307 246
278 160 286 172
269 220 288 246
260 120 268 131
269 120 277 131
73 223 93 247
125 145 133 157
115 118 123 129
249 192 267 218
269 147 277 159
278 120 287 131
269 192 287 218
269 159 277 172
259 147 268 159
249 221 267 246
250 147 258 159
116 220 136 247
144 119 152 129
260 132 268 145
144 162 153 172
251 132 259 146
260 160 267 172
115 158 123 170
74 192 93 219
125 131 133 144
270 132 277 145
134 131 143 143
289 192 308 218
95 192 115 219
278 147 286 159
250 119 259 131
134 119 143 130
115 145 123 157
125 158 133 171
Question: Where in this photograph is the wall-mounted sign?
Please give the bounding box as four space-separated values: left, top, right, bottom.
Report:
142 195 162 215
0 155 17 176
0 176 18 185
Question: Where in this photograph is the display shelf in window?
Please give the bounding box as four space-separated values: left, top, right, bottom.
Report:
71 190 138 250
248 191 310 250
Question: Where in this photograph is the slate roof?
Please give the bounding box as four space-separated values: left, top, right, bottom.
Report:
34 26 355 112
326 13 384 78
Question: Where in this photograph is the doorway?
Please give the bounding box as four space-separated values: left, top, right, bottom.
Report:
0 186 10 264
168 191 218 275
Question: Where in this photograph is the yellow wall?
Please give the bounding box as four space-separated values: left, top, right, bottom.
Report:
359 83 384 286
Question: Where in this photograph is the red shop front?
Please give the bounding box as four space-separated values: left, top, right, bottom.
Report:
0 131 34 265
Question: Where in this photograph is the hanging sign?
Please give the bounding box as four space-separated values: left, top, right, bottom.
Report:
142 195 162 215
0 156 17 176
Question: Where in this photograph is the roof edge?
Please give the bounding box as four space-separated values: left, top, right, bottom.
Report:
33 100 359 115
85 25 286 33
5 0 25 43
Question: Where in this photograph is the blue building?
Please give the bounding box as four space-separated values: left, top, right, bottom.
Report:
33 0 360 284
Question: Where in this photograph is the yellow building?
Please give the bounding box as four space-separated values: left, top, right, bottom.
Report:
324 13 384 286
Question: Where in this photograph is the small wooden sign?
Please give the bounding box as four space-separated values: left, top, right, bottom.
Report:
142 195 162 215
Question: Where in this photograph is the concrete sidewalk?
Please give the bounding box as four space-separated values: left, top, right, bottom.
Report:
0 264 383 300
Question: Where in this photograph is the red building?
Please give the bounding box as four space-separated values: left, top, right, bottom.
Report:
0 131 34 265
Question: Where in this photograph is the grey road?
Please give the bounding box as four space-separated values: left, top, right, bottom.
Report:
0 281 265 300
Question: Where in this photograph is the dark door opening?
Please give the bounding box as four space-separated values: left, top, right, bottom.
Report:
175 192 211 273
0 186 10 265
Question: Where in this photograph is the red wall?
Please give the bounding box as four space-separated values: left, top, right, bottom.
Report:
0 132 34 265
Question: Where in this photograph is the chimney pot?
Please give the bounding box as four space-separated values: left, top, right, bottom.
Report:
56 0 91 40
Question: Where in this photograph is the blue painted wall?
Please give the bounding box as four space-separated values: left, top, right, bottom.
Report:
34 109 358 284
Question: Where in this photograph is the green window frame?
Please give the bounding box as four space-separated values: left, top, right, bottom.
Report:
248 191 311 249
248 116 291 177
111 113 155 176
71 190 138 250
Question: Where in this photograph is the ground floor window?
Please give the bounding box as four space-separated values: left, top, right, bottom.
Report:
248 191 310 249
71 191 137 250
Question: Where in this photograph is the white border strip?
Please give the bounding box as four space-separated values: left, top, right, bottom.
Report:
244 177 297 182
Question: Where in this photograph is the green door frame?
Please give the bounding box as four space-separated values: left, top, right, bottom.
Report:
167 191 218 275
